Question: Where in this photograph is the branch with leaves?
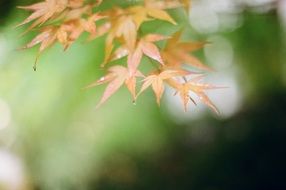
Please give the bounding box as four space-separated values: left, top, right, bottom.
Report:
18 0 222 113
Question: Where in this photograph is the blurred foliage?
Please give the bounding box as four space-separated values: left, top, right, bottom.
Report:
232 11 284 96
0 0 286 190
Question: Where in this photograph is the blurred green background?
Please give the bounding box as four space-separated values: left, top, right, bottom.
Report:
0 0 286 189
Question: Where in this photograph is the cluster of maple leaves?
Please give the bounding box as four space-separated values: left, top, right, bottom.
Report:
18 0 221 113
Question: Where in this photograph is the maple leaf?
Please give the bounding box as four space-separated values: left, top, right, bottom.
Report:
88 22 111 40
59 13 105 49
127 34 168 75
62 3 94 21
162 30 212 71
102 9 137 64
104 34 168 75
127 5 177 28
138 69 192 105
23 27 57 51
17 0 69 30
17 0 222 113
102 4 176 64
167 75 223 113
85 66 144 107
21 11 104 70
119 34 168 74
22 26 70 70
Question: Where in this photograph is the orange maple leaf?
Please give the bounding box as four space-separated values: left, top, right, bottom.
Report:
127 5 177 27
162 30 212 71
17 0 69 30
167 75 223 113
22 13 104 70
138 69 193 105
17 0 222 114
103 34 168 75
102 4 177 65
86 66 144 107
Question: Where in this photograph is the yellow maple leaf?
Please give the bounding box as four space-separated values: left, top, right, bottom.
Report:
162 30 212 71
